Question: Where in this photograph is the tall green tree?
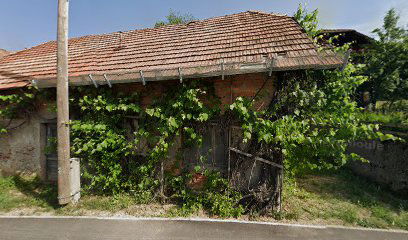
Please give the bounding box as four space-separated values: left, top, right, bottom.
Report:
155 10 196 28
363 9 408 103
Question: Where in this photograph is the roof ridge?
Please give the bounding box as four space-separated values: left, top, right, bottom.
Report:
2 10 291 59
246 10 288 17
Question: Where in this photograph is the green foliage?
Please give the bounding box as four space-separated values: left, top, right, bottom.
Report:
0 89 36 133
142 82 217 156
71 88 142 194
376 100 408 113
70 83 241 217
135 82 218 192
155 10 196 28
230 65 397 176
282 170 408 230
293 3 320 38
167 168 244 217
363 8 408 102
358 111 407 126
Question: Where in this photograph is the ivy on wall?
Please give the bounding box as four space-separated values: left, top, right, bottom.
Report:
0 87 36 133
0 67 398 217
230 65 396 176
69 83 244 216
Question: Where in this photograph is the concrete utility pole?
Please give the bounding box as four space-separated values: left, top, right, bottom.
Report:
57 0 79 205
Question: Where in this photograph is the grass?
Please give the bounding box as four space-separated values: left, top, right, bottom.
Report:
0 176 58 212
0 175 173 217
279 170 408 230
357 111 408 136
358 111 407 125
1 170 407 231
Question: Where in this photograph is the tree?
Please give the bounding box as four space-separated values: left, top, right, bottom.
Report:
155 10 196 28
293 3 320 38
242 4 397 175
363 9 408 104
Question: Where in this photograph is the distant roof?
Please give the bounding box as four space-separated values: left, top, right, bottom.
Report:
0 11 344 90
320 29 374 41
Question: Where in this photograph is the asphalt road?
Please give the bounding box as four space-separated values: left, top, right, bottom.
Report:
0 217 407 240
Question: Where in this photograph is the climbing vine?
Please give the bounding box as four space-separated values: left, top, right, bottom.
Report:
70 82 244 216
0 87 37 133
2 66 396 217
70 88 142 194
231 65 397 176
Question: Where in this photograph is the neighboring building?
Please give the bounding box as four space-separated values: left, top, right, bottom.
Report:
319 29 375 107
0 11 344 179
319 29 374 53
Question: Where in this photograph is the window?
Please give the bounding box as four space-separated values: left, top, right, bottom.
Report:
183 124 228 172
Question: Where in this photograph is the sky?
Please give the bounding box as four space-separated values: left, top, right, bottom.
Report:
0 0 407 51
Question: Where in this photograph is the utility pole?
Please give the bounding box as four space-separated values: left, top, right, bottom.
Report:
57 0 79 205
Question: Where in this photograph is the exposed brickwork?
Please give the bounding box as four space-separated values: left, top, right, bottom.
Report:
113 72 275 109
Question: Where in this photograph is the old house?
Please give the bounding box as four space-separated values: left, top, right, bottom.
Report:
0 11 344 180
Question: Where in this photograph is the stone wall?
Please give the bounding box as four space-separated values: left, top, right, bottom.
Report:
0 118 42 176
0 101 56 179
348 138 408 193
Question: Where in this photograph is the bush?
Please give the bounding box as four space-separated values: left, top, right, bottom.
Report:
167 168 244 217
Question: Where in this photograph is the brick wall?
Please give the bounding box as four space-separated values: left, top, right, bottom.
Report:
114 72 276 109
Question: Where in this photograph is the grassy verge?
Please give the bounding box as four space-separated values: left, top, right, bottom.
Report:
278 170 408 230
0 175 173 217
1 170 407 230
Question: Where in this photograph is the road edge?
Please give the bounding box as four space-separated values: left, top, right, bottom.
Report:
0 215 407 234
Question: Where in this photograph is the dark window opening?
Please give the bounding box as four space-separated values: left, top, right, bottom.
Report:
183 124 228 172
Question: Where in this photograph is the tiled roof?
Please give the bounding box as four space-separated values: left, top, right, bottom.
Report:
0 49 11 59
0 11 344 90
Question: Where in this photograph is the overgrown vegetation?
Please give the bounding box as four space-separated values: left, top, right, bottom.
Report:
70 83 244 217
0 5 404 222
293 4 320 38
362 9 408 104
1 172 407 230
67 57 396 216
230 65 395 177
279 170 408 230
0 88 36 133
155 10 196 28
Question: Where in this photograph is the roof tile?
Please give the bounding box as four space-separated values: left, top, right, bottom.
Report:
0 11 343 89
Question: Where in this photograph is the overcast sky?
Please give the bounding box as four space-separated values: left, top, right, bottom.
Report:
0 0 407 51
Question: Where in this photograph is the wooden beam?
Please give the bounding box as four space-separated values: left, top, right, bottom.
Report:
30 79 38 88
32 60 342 89
178 67 183 83
88 74 98 88
229 147 283 169
221 60 225 80
103 74 112 88
139 70 146 85
269 57 275 77
340 49 351 71
56 0 73 205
